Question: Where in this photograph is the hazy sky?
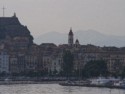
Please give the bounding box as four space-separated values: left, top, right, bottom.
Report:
0 0 125 38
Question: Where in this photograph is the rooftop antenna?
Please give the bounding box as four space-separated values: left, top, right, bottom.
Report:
2 6 6 17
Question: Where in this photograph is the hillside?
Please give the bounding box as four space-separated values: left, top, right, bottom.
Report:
34 30 125 47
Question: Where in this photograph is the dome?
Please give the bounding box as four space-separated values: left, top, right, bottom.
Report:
75 39 79 44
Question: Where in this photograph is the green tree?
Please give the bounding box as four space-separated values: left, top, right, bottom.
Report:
62 50 74 77
121 67 125 78
83 60 108 78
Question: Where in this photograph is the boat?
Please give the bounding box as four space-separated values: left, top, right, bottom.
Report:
59 80 90 86
59 77 125 89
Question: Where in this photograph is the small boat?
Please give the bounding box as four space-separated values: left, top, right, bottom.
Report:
59 78 125 89
59 80 90 86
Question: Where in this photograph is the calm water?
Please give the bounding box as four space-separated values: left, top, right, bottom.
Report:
0 84 124 94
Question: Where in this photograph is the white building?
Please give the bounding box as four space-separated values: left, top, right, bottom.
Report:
42 56 52 73
0 51 9 73
51 56 62 75
9 56 18 73
42 53 63 75
25 55 38 72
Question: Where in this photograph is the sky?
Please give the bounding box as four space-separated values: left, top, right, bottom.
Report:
0 0 125 38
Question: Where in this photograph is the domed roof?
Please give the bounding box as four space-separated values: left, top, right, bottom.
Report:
76 39 79 42
75 39 79 43
69 28 73 35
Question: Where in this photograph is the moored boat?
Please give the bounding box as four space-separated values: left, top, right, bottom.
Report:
59 80 90 86
59 78 125 89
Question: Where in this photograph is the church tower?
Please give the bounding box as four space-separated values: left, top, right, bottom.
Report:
68 28 74 46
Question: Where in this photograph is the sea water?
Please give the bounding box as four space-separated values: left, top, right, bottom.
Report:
0 84 124 94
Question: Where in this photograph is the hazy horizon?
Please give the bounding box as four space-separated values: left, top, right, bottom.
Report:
0 0 125 38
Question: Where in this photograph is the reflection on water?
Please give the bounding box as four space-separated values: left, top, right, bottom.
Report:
0 84 124 94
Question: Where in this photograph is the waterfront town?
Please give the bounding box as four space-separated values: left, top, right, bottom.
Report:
0 14 125 81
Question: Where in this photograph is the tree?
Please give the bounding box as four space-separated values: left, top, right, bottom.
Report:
62 50 74 77
83 60 108 78
121 67 125 79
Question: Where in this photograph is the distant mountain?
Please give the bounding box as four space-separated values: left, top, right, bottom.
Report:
34 30 125 47
34 32 67 45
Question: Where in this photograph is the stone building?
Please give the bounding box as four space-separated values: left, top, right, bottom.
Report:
68 28 74 46
59 29 125 75
0 13 33 52
0 50 9 73
9 55 18 74
1 14 125 76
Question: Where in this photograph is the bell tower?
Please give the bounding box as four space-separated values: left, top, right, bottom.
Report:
68 28 74 46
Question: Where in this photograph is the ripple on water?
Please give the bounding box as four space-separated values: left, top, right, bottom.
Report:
0 84 124 94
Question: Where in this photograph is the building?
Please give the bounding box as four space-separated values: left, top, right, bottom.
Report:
9 55 18 74
0 50 9 73
68 28 74 46
42 55 52 74
0 13 125 76
0 13 33 51
25 55 38 72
